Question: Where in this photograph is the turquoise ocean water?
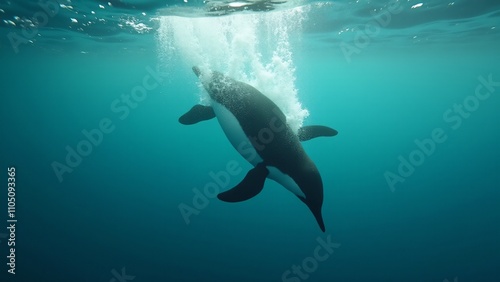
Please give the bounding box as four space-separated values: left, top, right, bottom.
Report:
1 0 499 281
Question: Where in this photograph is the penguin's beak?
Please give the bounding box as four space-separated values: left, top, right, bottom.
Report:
192 66 201 77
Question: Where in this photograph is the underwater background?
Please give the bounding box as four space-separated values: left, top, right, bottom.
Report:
1 0 499 281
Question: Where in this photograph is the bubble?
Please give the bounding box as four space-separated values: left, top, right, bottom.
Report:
157 7 311 132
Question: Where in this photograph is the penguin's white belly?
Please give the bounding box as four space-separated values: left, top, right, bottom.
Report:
211 101 306 199
267 167 305 198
